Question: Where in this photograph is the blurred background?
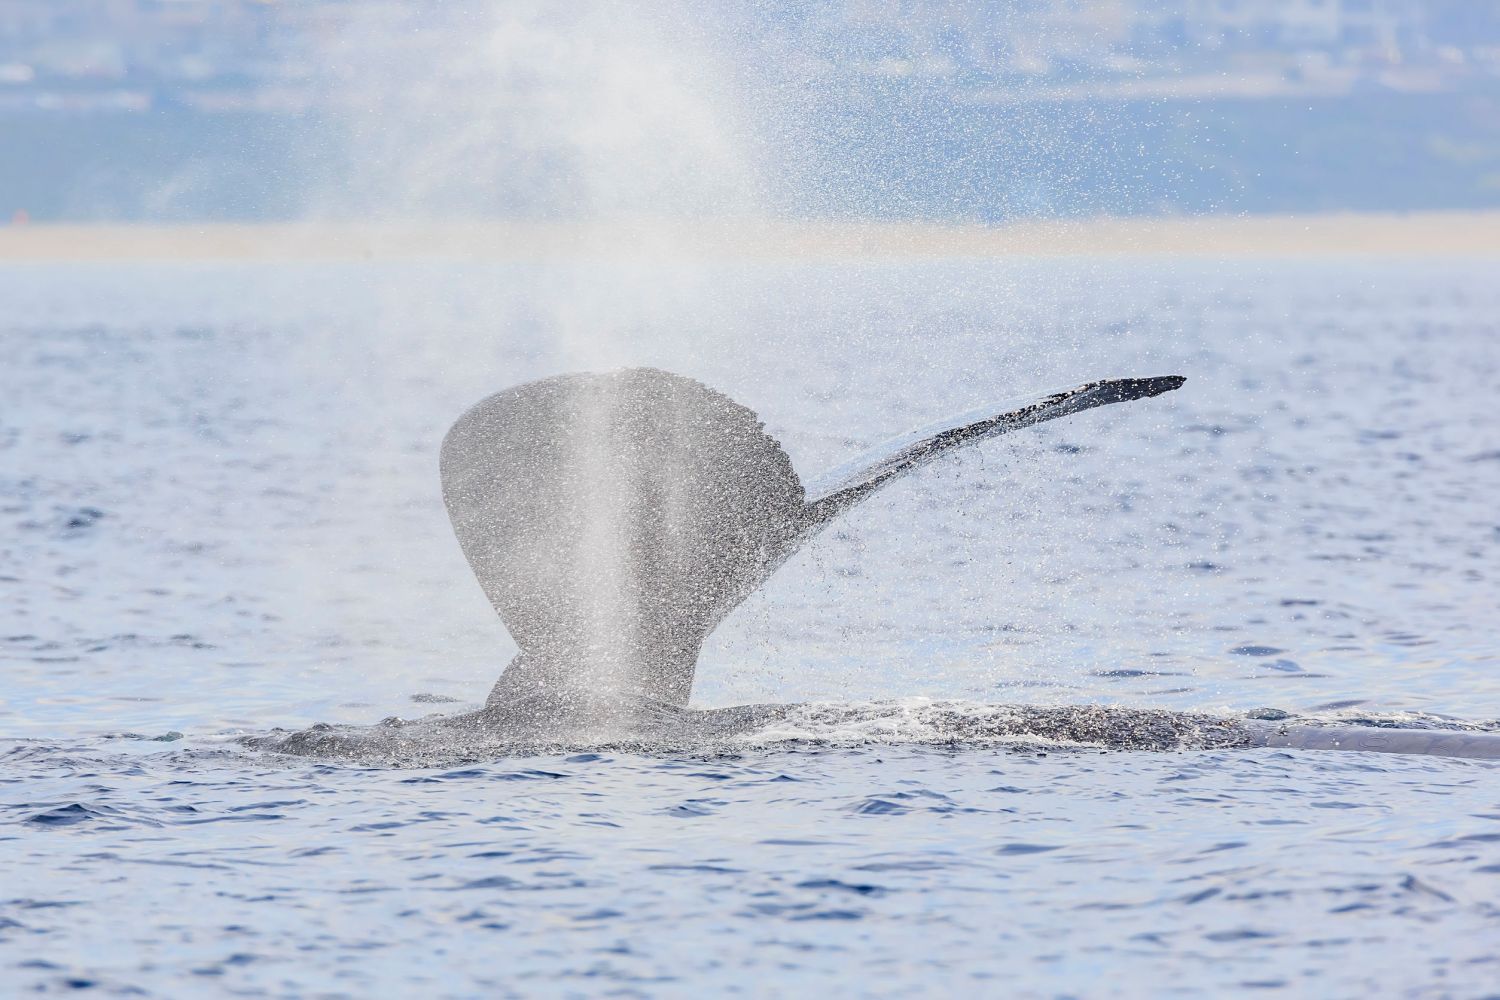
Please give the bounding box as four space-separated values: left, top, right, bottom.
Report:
2 0 1498 223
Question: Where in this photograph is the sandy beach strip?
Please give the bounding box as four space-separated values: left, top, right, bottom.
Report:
0 212 1496 261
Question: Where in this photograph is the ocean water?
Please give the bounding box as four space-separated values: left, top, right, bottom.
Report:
3 253 1498 996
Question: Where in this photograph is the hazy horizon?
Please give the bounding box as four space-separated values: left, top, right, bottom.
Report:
3 0 1499 223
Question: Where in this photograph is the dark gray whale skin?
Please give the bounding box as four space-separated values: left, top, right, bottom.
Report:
253 367 1500 763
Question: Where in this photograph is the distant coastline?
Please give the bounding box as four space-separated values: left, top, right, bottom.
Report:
2 212 1496 261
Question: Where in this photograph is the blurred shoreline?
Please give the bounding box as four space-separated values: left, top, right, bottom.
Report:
1 212 1496 261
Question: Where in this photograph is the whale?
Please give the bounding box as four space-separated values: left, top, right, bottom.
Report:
255 367 1500 762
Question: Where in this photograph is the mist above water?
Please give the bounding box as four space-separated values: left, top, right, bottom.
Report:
306 2 760 223
288 1 1169 226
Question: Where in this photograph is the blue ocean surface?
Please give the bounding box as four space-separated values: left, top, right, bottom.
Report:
2 254 1498 996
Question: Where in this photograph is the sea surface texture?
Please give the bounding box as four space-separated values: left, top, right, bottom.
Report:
2 256 1498 996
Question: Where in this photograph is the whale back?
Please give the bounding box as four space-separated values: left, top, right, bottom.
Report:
440 368 805 703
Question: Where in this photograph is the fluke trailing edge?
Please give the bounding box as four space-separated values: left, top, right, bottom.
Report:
439 368 1184 711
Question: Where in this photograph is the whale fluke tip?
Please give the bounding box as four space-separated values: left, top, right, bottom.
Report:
1138 375 1186 397
1146 374 1182 395
1094 375 1185 403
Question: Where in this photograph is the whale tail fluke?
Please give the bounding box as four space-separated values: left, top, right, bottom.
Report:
441 368 1184 710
